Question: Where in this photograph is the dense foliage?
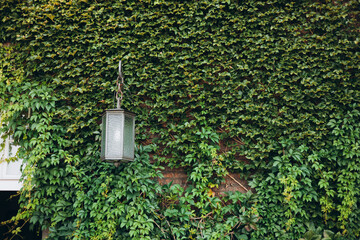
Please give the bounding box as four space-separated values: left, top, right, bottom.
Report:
0 0 359 239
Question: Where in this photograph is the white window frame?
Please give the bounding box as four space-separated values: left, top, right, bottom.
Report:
0 135 23 191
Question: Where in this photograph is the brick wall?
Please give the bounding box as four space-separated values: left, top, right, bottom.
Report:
158 165 250 195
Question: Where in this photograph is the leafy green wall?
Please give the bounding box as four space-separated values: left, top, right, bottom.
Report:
0 0 359 239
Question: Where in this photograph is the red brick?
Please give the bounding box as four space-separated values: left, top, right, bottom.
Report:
157 165 250 194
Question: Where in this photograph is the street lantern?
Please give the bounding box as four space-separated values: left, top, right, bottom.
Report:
100 61 135 163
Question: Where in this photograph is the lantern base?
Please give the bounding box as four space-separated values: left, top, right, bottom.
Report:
102 158 133 167
101 157 134 162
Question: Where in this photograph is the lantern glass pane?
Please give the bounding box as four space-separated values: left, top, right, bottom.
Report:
123 114 134 159
106 113 124 158
100 109 135 162
100 114 106 159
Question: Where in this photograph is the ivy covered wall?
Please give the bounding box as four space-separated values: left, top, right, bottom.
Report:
0 0 359 239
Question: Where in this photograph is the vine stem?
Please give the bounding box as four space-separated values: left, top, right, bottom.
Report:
152 219 165 235
195 211 213 238
153 212 175 239
165 219 176 240
228 174 249 192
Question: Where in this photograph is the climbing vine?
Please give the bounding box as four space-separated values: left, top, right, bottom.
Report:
0 0 359 239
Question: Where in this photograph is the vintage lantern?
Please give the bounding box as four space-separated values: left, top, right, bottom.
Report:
100 61 135 163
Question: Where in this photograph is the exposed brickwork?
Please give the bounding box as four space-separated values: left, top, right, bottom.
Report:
215 173 250 194
158 165 250 194
158 166 189 187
